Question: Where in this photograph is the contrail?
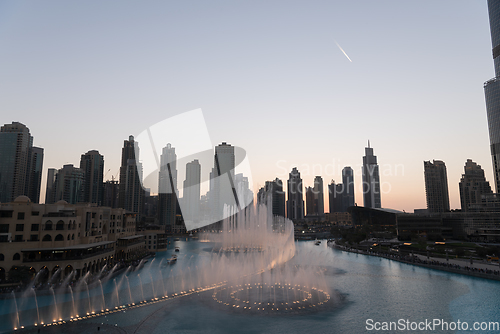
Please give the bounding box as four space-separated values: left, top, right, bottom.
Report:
335 40 352 62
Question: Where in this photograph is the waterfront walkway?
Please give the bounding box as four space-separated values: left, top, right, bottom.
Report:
329 242 500 281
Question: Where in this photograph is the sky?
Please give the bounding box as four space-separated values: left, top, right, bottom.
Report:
0 0 494 213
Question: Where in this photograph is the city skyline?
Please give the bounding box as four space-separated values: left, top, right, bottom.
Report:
0 1 494 212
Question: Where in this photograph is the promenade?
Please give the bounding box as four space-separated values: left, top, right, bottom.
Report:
328 241 500 281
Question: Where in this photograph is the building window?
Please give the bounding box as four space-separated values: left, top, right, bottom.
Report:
17 212 25 220
30 235 39 242
42 234 52 241
0 211 13 218
0 254 3 261
31 224 39 231
56 221 64 230
14 235 23 242
55 234 64 241
45 222 52 230
15 224 24 232
13 253 20 261
0 224 8 233
31 211 39 216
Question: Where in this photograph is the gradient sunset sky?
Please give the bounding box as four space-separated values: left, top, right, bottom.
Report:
0 1 494 212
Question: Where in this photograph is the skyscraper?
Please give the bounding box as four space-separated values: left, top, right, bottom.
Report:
328 180 343 213
118 135 144 216
362 142 381 208
286 167 304 220
306 176 324 217
80 150 104 204
0 122 42 203
305 186 315 217
209 142 237 220
459 159 492 212
257 178 285 217
342 166 355 210
424 160 450 213
182 159 201 224
27 146 44 203
484 0 500 192
158 143 178 230
313 176 324 217
53 164 85 204
45 168 58 204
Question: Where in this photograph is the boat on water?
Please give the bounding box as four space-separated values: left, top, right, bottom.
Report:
167 254 177 264
175 246 180 252
315 239 321 245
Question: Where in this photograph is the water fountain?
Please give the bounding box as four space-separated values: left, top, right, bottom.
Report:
0 203 335 333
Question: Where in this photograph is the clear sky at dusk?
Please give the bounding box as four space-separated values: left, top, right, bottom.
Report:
0 1 494 212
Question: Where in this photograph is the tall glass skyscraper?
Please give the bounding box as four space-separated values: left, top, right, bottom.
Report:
362 142 381 209
484 0 500 192
0 122 43 203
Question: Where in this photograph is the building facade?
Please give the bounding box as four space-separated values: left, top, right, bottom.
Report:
257 178 285 217
459 159 492 212
158 143 178 231
0 196 144 282
424 160 450 213
209 142 237 220
52 164 85 204
118 136 144 217
0 122 43 204
286 167 304 221
80 150 105 205
484 0 500 193
182 159 201 225
362 142 381 208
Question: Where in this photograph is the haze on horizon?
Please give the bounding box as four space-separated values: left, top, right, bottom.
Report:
0 1 493 213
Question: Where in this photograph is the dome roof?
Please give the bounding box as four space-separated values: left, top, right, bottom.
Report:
55 200 68 205
13 195 31 203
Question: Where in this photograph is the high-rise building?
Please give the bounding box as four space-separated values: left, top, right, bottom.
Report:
257 178 285 217
118 136 144 216
0 122 43 203
328 180 343 213
313 176 324 217
53 164 85 204
286 167 304 220
362 142 381 208
342 167 355 210
234 173 253 210
424 160 450 213
27 146 44 203
103 180 119 208
459 159 493 212
306 176 324 217
305 186 315 216
158 143 178 230
209 142 237 220
45 168 58 204
182 159 201 224
80 150 104 205
484 0 500 192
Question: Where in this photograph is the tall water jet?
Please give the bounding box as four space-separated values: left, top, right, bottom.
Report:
125 276 133 304
85 282 92 314
159 270 166 296
99 280 106 310
149 273 156 298
50 287 59 321
113 279 120 307
11 291 20 330
31 288 40 325
69 286 76 319
138 275 145 301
